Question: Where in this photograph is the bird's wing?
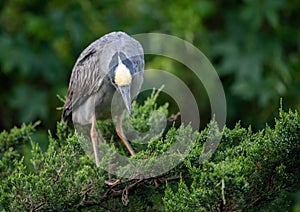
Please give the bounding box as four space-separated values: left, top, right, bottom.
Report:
62 38 106 122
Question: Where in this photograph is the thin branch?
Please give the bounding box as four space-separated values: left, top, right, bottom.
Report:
77 175 182 210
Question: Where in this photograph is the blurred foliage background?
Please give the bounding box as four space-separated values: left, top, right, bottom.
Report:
0 0 299 137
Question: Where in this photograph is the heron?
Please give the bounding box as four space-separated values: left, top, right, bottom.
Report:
62 32 144 166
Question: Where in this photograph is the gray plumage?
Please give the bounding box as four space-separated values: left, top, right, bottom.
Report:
62 32 144 126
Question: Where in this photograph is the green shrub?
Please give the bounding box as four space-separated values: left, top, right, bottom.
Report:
0 92 299 211
164 109 300 211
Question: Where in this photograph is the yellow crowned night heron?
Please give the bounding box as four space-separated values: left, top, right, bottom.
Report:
62 32 144 166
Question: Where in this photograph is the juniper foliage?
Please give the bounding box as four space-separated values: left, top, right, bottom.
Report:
0 92 299 211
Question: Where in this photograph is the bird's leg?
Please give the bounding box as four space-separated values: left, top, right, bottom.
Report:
91 115 100 167
116 115 136 156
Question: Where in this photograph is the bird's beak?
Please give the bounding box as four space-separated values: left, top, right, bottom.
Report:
118 86 132 117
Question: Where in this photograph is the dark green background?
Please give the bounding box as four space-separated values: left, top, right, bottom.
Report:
1 0 299 134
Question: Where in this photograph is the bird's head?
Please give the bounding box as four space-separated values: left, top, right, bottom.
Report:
109 51 134 116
